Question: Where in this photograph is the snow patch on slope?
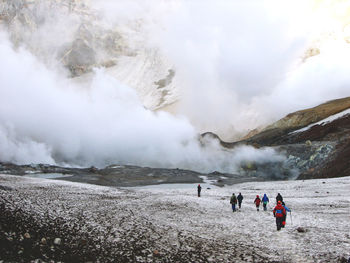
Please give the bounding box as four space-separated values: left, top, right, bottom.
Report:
291 108 350 134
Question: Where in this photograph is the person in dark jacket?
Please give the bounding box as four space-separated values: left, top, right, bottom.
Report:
281 202 291 228
254 195 261 211
273 201 286 231
230 193 237 212
262 194 269 211
276 193 283 204
197 184 202 197
237 193 243 209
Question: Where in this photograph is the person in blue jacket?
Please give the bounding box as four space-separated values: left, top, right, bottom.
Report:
262 194 269 211
281 202 291 228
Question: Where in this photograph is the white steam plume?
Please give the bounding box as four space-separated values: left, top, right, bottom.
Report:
1 0 350 172
0 33 284 172
144 0 350 139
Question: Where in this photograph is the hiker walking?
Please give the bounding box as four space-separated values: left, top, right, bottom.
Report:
276 193 283 204
262 194 269 211
281 202 291 228
197 184 202 197
273 201 286 231
254 195 261 211
230 193 238 212
237 192 243 209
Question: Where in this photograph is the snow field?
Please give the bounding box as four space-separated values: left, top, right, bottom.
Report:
135 177 350 262
0 174 349 262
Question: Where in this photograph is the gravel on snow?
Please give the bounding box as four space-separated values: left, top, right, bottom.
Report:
0 174 349 263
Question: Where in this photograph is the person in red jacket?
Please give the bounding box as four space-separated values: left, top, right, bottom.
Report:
254 195 261 211
273 201 286 231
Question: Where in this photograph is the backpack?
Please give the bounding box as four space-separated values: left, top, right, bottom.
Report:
230 196 237 204
274 205 285 217
254 198 261 205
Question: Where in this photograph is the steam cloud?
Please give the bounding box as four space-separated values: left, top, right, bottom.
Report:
0 0 349 173
153 0 350 138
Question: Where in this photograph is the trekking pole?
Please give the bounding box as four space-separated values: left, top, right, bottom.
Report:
290 211 293 226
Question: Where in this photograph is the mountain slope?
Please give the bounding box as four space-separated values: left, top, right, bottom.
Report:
214 97 350 180
244 96 350 146
252 98 350 179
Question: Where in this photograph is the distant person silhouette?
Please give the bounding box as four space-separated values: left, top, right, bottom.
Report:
262 194 269 211
237 193 243 209
230 193 237 212
276 193 283 204
197 184 202 197
254 195 261 211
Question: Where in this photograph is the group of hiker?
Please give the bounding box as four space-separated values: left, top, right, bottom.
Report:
197 184 292 231
230 192 292 231
252 194 269 211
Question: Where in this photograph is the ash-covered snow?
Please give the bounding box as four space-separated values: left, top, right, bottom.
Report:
0 174 349 262
291 108 350 134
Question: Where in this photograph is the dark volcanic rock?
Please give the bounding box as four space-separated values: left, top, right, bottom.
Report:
299 138 350 179
1 161 277 188
0 185 12 191
296 227 307 233
0 162 206 187
64 165 205 187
